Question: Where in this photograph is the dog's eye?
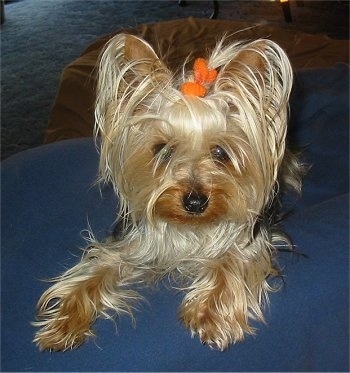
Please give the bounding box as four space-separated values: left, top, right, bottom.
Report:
154 143 174 163
211 145 229 162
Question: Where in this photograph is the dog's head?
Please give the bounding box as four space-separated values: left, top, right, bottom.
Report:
95 34 293 228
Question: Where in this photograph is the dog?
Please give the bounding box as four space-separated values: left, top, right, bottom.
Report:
33 33 303 351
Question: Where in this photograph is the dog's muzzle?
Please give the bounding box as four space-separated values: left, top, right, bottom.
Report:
182 193 208 214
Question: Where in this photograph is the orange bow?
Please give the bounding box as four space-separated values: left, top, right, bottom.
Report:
181 58 218 97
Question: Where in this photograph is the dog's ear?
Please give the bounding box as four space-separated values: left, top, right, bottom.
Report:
215 38 293 127
227 41 266 75
216 40 290 91
213 39 293 187
96 33 170 101
123 34 161 74
95 34 171 188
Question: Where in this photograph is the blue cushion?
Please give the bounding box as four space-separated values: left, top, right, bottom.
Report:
2 65 349 371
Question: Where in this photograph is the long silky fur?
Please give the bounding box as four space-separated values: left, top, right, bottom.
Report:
33 34 303 352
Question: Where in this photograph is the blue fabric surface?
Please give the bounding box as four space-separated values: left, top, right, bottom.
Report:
1 65 349 372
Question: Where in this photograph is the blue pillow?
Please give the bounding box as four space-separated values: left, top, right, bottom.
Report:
2 65 349 371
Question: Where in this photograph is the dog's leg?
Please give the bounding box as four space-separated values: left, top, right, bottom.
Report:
33 244 142 351
179 250 274 350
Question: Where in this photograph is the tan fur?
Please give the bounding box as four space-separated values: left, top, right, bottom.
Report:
33 34 303 351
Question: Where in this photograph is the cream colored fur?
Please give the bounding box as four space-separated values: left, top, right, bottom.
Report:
33 34 302 351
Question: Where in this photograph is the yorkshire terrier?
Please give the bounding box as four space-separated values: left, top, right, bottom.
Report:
33 33 302 351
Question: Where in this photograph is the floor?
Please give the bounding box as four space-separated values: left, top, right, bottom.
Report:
176 1 349 39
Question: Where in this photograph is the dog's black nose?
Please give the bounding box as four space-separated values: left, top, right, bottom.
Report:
183 193 208 214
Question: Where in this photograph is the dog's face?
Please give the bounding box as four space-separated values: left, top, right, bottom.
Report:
95 34 293 228
115 97 264 227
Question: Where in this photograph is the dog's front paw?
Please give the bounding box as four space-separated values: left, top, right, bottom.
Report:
179 294 250 351
33 290 96 351
34 315 93 352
